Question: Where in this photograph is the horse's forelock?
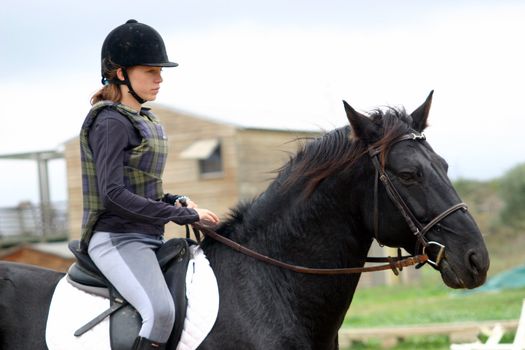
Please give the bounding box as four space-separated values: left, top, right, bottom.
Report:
370 107 413 167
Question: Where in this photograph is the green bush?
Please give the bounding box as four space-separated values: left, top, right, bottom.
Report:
499 163 525 230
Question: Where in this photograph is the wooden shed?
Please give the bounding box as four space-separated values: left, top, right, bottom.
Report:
64 104 318 240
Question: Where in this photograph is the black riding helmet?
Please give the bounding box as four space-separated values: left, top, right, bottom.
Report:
101 19 178 104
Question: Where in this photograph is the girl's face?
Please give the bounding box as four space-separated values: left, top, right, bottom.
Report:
120 66 164 102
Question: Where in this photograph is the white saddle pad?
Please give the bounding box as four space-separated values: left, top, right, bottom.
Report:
46 246 219 350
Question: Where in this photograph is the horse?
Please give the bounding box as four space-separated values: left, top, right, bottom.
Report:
0 92 489 350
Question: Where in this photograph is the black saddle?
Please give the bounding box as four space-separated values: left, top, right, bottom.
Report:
67 238 193 350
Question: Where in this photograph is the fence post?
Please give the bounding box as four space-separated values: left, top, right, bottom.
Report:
36 154 52 240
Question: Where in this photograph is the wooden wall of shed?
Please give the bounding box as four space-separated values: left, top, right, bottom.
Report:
153 107 240 237
64 137 82 240
235 129 319 200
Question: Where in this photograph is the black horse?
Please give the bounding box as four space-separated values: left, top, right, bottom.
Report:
0 92 489 350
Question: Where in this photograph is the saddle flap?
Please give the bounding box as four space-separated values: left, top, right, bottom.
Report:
164 240 193 347
156 238 192 270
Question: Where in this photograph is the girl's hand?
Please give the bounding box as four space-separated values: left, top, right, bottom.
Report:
185 199 198 209
195 208 220 226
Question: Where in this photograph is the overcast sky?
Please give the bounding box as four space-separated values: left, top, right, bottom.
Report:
0 0 524 207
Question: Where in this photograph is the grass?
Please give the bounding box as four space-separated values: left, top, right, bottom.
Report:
339 268 525 349
345 336 451 350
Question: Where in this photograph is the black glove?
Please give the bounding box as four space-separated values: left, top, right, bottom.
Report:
162 193 189 207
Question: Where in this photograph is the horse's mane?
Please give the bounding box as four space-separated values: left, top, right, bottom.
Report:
209 106 413 242
279 106 414 196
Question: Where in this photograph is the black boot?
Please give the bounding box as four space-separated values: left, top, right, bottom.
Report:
132 336 166 350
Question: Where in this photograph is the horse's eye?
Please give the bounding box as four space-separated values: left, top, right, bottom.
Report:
398 171 415 182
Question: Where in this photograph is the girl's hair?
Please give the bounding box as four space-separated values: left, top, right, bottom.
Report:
90 66 123 105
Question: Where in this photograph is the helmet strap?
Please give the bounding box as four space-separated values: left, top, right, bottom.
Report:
121 68 147 105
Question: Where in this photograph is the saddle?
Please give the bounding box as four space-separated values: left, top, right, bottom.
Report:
66 238 193 350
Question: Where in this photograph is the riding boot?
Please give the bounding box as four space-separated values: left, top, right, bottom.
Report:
131 336 167 350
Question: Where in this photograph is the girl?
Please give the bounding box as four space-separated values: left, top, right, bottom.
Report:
80 19 220 350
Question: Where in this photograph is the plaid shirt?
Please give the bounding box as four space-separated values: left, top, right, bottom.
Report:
80 101 168 247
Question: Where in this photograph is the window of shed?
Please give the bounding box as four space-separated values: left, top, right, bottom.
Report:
180 138 223 179
199 144 223 177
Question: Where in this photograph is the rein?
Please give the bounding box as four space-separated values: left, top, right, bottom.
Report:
191 223 428 275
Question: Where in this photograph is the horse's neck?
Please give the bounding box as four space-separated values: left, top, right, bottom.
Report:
246 172 372 256
204 174 373 341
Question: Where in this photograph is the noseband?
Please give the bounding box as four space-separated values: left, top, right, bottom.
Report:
368 132 468 268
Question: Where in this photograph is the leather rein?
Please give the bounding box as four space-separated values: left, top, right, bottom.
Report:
192 223 427 275
191 132 466 275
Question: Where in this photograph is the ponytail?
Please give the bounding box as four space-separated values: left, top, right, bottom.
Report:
90 65 123 105
90 84 122 105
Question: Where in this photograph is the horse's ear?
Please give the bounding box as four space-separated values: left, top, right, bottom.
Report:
343 100 380 143
410 90 434 132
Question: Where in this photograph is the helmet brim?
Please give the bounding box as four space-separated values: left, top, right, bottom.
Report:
141 62 179 68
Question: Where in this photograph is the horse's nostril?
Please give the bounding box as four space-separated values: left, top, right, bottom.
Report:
467 250 483 275
463 248 490 287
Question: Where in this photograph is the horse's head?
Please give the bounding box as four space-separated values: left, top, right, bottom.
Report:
344 92 489 289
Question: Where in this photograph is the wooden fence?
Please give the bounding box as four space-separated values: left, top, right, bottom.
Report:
338 319 519 348
0 201 68 246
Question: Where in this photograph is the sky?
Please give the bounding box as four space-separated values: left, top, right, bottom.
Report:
0 0 524 207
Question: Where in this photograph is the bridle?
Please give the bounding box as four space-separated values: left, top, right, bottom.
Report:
369 132 468 268
190 132 466 275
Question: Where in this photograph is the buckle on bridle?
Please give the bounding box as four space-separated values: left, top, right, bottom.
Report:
410 132 426 140
422 241 445 267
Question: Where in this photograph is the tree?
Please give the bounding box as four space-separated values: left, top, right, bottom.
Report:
499 163 525 229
